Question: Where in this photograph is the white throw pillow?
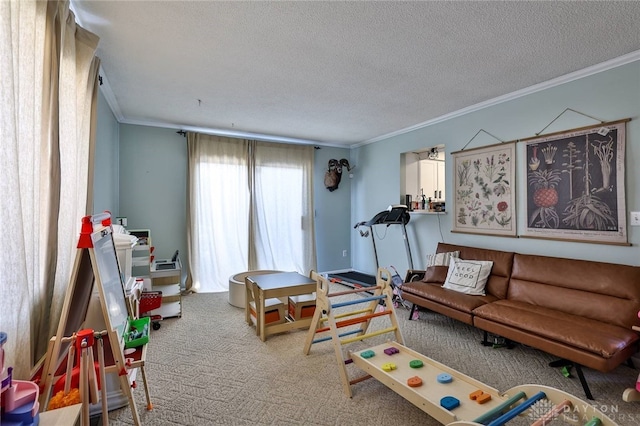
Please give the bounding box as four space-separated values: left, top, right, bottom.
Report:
426 251 460 267
443 258 493 296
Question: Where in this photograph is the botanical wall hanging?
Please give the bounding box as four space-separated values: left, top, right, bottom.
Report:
521 120 628 244
452 142 516 237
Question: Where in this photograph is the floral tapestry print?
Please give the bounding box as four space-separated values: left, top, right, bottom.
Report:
522 121 627 244
452 142 516 237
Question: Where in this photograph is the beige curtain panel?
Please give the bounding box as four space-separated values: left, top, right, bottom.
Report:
0 0 100 378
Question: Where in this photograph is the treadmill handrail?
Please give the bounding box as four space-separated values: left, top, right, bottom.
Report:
360 208 410 227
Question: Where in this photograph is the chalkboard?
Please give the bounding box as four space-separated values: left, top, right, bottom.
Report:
90 227 130 343
40 216 142 417
61 249 94 337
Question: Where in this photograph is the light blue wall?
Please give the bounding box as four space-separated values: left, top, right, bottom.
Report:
93 89 119 215
116 127 353 274
314 146 352 272
118 125 188 261
352 61 640 277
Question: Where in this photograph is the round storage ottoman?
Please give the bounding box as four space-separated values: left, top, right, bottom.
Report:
228 270 283 308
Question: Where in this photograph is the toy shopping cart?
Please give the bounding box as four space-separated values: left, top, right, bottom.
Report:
139 291 163 330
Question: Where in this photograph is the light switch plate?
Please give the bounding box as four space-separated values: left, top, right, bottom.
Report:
630 212 640 226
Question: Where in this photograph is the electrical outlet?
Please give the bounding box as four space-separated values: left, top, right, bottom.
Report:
342 250 348 257
631 212 640 226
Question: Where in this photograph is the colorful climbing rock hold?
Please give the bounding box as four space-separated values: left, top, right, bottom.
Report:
469 389 491 403
477 393 492 404
361 350 375 358
469 390 484 400
437 373 453 383
384 347 400 355
407 376 423 387
409 359 424 368
381 362 397 371
440 396 460 410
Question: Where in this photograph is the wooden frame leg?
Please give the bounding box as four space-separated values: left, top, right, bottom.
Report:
244 283 253 326
119 373 141 426
257 289 266 341
139 365 153 411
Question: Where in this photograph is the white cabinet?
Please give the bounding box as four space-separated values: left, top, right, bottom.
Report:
419 159 445 202
401 146 446 209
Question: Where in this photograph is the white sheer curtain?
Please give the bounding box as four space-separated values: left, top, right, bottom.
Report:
0 0 99 378
187 134 316 293
250 141 316 273
187 134 250 293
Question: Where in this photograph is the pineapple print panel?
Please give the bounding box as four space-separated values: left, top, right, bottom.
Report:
523 121 627 244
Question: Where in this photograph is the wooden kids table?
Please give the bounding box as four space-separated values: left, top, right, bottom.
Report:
245 272 316 341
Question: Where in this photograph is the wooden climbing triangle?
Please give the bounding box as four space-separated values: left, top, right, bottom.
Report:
303 267 403 397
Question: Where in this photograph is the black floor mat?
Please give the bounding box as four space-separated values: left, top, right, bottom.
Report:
328 271 376 287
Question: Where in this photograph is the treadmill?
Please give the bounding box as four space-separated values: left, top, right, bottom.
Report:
329 205 414 288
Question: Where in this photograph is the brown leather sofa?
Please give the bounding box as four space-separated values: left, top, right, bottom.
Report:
401 242 640 400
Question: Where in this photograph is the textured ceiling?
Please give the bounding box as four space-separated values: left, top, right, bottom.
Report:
71 1 640 146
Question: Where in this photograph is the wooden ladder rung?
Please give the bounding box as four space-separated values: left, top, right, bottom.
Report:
349 374 372 385
340 326 397 345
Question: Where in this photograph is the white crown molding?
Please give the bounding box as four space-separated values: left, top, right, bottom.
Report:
97 67 124 121
356 49 640 148
71 0 124 121
118 118 348 148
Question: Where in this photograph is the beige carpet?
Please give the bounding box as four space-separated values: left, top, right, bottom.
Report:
104 287 640 425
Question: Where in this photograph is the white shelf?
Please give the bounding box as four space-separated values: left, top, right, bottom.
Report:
149 301 181 318
150 258 182 278
150 257 182 318
409 211 447 215
152 283 180 296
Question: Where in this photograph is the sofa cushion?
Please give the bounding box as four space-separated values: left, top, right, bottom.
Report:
510 253 640 329
401 281 498 314
473 300 639 359
421 266 449 283
443 258 493 295
426 251 459 267
436 243 514 299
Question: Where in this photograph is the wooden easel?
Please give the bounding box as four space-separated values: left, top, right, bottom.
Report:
39 213 152 426
303 267 403 397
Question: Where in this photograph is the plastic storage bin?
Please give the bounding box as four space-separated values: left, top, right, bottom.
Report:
125 316 151 348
